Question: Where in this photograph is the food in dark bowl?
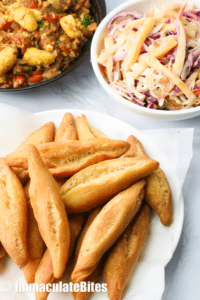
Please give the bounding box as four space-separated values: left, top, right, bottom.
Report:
0 0 99 89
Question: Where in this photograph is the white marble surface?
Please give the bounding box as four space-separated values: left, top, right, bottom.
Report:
0 0 200 299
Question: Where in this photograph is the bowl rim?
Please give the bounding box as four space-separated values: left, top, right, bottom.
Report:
91 0 200 117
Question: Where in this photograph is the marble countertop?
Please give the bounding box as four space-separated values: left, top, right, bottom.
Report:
0 0 200 299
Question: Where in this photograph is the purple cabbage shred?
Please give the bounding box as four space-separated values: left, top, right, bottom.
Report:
166 31 177 36
183 11 200 21
134 79 139 87
129 94 145 106
142 92 158 103
194 57 200 69
173 86 180 93
166 54 175 63
146 39 152 46
106 11 142 30
149 33 160 39
147 103 154 109
159 57 169 64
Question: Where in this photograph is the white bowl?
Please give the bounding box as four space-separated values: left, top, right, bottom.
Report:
91 0 200 121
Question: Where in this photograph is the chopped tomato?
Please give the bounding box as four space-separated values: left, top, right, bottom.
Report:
8 36 27 52
34 32 40 39
43 13 62 23
2 22 14 31
14 76 26 85
29 75 43 83
33 69 43 76
21 45 27 53
8 36 22 45
59 44 69 54
30 1 38 9
193 89 200 95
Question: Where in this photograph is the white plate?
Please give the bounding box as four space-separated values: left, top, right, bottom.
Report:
0 109 183 300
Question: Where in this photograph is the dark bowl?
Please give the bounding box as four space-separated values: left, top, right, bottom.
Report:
0 0 106 92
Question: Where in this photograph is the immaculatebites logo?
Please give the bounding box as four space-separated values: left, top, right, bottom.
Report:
2 281 107 294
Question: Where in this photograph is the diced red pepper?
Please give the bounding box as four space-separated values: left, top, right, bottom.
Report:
8 36 27 52
72 45 78 51
8 36 22 45
33 69 43 76
29 75 43 83
43 13 62 23
14 75 26 85
21 45 27 53
30 1 38 9
59 44 69 54
2 22 14 31
193 89 200 95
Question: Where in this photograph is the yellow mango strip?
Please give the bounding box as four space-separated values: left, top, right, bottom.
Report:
105 37 114 80
162 22 176 32
132 36 178 78
125 30 136 51
164 9 178 19
124 18 156 73
148 8 154 17
185 70 199 87
173 21 186 77
141 55 196 102
97 36 125 64
123 17 166 35
123 18 147 34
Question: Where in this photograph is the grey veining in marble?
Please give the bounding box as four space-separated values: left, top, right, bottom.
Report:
0 1 200 299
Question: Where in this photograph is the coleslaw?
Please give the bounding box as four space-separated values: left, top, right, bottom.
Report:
97 2 200 111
